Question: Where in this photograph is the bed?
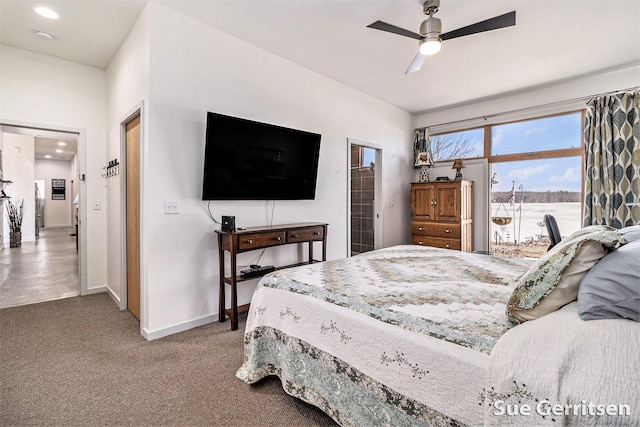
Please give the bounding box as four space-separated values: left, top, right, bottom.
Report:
236 237 639 426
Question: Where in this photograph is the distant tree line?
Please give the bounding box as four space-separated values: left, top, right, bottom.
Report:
492 191 581 203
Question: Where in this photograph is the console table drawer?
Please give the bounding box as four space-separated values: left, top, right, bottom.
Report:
238 232 286 250
287 227 324 242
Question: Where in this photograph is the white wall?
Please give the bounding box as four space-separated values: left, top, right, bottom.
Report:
106 3 413 338
0 45 108 293
1 133 36 243
34 159 74 227
413 63 640 250
105 5 150 311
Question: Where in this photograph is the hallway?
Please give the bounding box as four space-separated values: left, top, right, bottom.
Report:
0 227 78 308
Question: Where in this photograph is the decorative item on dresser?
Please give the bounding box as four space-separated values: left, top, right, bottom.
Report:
414 151 434 182
411 180 473 251
452 158 465 180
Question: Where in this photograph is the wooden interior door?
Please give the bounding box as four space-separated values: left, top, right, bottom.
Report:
126 115 141 320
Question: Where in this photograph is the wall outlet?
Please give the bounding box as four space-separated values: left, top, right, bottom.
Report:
164 200 179 214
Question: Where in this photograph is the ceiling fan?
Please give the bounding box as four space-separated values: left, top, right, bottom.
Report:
367 0 516 74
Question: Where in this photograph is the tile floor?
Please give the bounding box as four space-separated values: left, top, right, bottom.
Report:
0 227 79 308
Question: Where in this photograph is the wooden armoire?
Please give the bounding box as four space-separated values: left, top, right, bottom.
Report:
411 180 473 251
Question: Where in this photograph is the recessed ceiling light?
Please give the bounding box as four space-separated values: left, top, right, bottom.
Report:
57 142 66 146
35 7 59 19
34 30 55 40
56 149 63 153
44 155 52 159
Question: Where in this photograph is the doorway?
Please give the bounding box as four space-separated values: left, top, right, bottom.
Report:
349 141 382 256
125 113 141 320
0 123 82 307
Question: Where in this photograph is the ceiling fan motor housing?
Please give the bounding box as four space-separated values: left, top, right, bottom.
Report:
420 16 442 39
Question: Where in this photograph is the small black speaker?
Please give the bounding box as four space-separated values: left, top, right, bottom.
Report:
221 216 236 232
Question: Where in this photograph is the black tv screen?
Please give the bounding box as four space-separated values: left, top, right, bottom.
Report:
202 112 321 200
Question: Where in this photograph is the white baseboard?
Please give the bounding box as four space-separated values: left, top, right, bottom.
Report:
106 287 122 307
84 286 107 295
142 313 220 341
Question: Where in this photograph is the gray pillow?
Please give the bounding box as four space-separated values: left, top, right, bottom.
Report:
619 225 640 243
578 239 640 321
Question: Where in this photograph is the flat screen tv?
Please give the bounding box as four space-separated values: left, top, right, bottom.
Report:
202 112 321 200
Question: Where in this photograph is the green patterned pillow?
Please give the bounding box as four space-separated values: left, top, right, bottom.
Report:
506 225 626 324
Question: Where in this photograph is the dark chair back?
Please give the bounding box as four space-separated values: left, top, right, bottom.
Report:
544 214 561 250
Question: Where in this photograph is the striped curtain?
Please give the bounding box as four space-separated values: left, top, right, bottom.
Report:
583 90 640 228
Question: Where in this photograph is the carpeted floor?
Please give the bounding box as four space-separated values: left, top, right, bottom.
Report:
0 293 336 426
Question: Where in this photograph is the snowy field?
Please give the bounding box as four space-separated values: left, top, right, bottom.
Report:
490 202 582 244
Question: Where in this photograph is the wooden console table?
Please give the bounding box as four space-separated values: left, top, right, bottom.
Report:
216 222 328 330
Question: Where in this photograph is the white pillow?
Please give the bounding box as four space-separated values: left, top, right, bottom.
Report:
506 226 625 324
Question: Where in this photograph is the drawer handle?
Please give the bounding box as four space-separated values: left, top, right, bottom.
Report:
418 241 424 245
246 239 253 244
418 227 424 231
313 232 320 236
445 244 451 248
291 234 298 238
275 236 281 241
444 229 452 233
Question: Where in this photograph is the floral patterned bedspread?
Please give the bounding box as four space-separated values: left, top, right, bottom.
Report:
260 245 530 354
237 245 532 426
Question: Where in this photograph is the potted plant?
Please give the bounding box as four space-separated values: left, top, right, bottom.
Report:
6 198 24 248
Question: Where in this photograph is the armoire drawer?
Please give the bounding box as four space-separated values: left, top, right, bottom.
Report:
411 236 461 250
412 222 461 238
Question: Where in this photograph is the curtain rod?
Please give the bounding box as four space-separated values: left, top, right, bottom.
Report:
425 86 640 131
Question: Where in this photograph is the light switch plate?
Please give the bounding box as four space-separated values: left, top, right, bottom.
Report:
164 200 179 214
92 200 101 210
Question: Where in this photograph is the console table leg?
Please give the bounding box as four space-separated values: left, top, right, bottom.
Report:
230 251 238 331
230 284 238 330
218 238 226 323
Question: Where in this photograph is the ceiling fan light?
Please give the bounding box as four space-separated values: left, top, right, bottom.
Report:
419 38 441 55
35 7 59 20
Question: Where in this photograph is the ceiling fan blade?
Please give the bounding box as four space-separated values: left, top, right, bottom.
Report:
405 53 426 74
367 20 423 40
440 11 516 41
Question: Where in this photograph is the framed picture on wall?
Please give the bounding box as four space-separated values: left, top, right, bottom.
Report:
52 178 66 200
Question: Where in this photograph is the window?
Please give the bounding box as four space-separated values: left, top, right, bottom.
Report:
490 156 583 258
426 111 584 259
360 146 376 169
491 113 582 156
428 128 484 161
488 112 583 258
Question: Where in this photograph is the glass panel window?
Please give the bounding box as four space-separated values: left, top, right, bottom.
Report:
361 146 376 169
490 112 582 156
429 128 484 161
489 157 582 259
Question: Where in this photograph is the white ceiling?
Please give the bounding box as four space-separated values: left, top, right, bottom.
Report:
1 0 639 114
1 125 78 160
